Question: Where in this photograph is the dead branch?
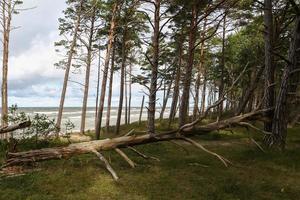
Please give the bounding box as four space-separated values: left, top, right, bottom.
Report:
115 148 136 168
128 146 160 161
250 138 266 153
238 122 271 135
0 121 31 134
92 150 119 181
181 137 232 167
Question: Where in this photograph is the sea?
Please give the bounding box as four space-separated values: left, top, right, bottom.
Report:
11 107 172 132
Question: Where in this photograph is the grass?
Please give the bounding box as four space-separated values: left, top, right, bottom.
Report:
0 121 299 200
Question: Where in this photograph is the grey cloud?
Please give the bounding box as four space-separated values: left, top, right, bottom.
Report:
11 0 66 56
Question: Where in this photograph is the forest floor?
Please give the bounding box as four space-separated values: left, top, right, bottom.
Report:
0 120 299 200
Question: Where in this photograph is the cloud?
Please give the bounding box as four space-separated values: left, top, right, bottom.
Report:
10 0 66 56
1 0 154 107
7 31 63 97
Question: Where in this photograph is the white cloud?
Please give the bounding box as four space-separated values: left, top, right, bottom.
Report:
1 0 156 108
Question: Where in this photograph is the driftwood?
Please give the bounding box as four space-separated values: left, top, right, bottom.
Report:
0 121 31 134
2 109 268 170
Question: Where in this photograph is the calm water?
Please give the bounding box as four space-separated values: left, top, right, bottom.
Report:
12 107 171 132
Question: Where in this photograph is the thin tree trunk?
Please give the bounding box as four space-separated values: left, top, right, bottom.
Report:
115 27 128 134
139 96 145 125
125 68 128 125
269 16 300 150
56 0 83 132
105 42 116 132
169 32 183 126
80 8 96 134
179 5 198 126
1 0 12 128
95 2 118 139
201 70 207 114
193 17 207 120
263 0 275 132
235 66 264 115
160 80 172 120
148 0 160 135
218 14 226 120
95 46 101 125
128 64 132 124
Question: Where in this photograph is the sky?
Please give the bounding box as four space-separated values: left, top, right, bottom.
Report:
4 0 145 107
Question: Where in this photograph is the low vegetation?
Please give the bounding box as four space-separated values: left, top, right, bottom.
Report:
0 122 299 200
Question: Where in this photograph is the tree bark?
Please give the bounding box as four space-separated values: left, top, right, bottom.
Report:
201 71 207 114
263 0 275 132
169 32 183 125
80 8 96 134
179 5 198 126
128 64 132 124
160 79 172 120
125 68 128 124
95 45 102 125
235 66 264 115
1 0 12 127
56 0 83 132
139 96 145 125
95 2 118 139
115 27 128 134
269 16 300 150
0 121 31 134
147 0 161 134
105 43 116 132
193 17 207 120
218 14 226 120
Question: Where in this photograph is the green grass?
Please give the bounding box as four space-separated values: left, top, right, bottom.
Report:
0 122 299 200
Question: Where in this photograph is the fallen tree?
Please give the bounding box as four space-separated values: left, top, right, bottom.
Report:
0 121 31 134
1 109 269 180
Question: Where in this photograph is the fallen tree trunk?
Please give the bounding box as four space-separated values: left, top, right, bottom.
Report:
0 121 31 134
2 109 268 168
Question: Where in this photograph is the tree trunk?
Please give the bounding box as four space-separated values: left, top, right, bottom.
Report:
95 44 103 125
0 121 31 134
1 0 12 128
193 18 207 120
218 14 226 120
115 28 128 134
235 66 264 115
147 0 161 134
169 32 183 125
95 3 118 139
128 64 132 124
56 0 83 132
139 96 145 125
105 43 116 132
263 0 275 132
201 70 207 114
179 5 198 126
160 80 172 120
3 109 268 168
269 16 300 150
80 8 96 134
125 68 128 125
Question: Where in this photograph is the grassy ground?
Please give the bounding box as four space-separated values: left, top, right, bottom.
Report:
0 121 299 200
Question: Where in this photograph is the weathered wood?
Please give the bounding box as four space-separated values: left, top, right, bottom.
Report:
182 137 231 167
128 147 160 161
2 109 268 168
92 150 119 181
115 148 136 168
0 121 31 134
